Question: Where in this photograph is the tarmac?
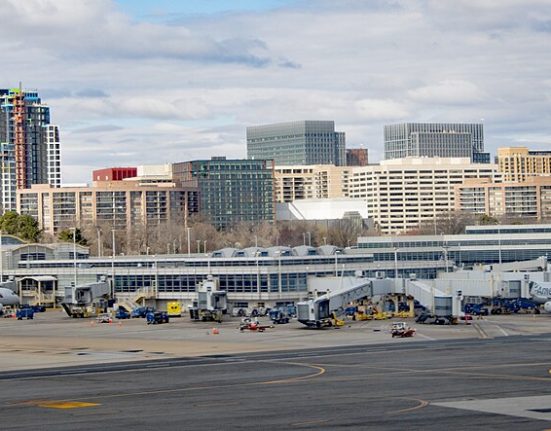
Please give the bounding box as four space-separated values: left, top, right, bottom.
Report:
1 309 548 371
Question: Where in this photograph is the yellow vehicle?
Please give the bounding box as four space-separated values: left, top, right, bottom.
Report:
354 311 373 321
373 311 391 320
167 301 182 317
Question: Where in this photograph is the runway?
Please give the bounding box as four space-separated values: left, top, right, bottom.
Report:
2 336 551 430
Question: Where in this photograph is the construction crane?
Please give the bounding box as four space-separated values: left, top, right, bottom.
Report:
13 83 26 190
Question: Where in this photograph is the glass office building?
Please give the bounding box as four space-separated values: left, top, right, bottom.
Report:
174 157 275 229
384 123 489 163
247 120 346 166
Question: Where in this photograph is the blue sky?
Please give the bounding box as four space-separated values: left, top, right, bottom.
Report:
0 0 549 183
115 0 296 19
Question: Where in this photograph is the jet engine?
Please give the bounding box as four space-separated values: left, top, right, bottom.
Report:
544 301 551 313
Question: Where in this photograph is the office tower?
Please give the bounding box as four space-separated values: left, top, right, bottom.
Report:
456 177 551 220
346 148 368 166
384 123 489 163
173 157 275 229
347 157 499 234
247 121 346 166
497 147 551 182
0 86 61 212
273 164 351 202
18 181 198 234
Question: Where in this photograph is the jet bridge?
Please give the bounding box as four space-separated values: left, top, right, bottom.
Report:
61 281 111 318
297 278 373 328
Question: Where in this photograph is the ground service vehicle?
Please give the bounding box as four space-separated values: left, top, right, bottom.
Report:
146 311 169 324
391 321 415 338
115 307 131 319
269 309 290 324
297 280 372 328
96 313 113 323
464 303 489 316
189 276 227 323
167 302 182 317
131 306 155 318
239 318 273 332
16 308 34 320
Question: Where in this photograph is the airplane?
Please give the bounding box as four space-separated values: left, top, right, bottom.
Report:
0 286 20 312
529 281 551 312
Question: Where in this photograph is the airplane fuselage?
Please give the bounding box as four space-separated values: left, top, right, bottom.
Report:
0 287 19 307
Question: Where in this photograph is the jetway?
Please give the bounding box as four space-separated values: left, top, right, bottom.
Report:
61 281 111 318
298 278 374 327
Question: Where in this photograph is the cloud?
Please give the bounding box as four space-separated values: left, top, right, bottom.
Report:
408 80 484 105
0 0 548 182
355 99 410 120
0 0 277 67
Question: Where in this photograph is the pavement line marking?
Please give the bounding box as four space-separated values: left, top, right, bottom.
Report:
9 362 326 406
496 325 509 336
414 333 436 341
291 419 329 426
36 401 100 409
473 323 489 339
390 398 430 415
258 362 326 385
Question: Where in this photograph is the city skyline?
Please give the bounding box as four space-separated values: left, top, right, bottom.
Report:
0 0 549 183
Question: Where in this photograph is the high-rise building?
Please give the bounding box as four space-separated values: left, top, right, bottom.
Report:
455 176 551 220
273 164 351 202
0 87 61 212
173 157 275 228
17 180 198 235
247 121 345 166
384 123 489 163
497 147 551 182
347 157 499 234
346 148 368 166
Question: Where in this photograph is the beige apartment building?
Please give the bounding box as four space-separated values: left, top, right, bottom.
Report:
455 176 551 220
274 164 351 202
498 147 551 182
17 181 198 235
347 157 499 234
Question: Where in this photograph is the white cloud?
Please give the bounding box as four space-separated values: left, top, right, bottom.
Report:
408 80 484 104
355 99 410 120
0 0 549 181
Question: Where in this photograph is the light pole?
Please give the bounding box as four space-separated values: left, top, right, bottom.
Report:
203 240 207 253
307 231 311 247
111 229 116 300
71 227 77 304
442 246 449 273
187 227 191 256
196 240 200 253
335 250 341 276
256 251 261 299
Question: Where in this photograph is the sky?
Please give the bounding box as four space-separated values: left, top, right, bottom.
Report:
0 0 549 183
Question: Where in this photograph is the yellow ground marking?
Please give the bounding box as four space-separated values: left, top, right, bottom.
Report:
9 361 326 408
258 362 326 385
37 401 99 409
390 398 430 415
